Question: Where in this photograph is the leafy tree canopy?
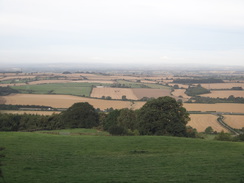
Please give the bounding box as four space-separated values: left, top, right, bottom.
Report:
137 96 190 136
61 102 99 128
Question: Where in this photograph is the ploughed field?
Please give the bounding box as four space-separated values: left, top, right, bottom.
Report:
1 131 244 183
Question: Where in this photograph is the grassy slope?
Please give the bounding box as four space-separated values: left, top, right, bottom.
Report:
0 131 244 183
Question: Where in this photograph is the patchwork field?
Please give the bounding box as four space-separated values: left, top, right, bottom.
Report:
91 87 138 100
199 83 244 89
2 94 244 113
132 88 172 99
171 89 190 100
1 94 142 110
223 115 244 129
184 103 244 113
200 90 244 98
188 114 228 132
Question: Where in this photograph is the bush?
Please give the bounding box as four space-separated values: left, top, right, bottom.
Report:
108 125 127 136
215 131 232 141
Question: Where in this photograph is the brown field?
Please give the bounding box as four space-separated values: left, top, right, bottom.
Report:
183 103 244 113
2 94 145 110
132 88 172 99
0 110 60 115
188 114 229 132
222 115 244 129
91 88 138 100
200 90 244 98
197 83 244 89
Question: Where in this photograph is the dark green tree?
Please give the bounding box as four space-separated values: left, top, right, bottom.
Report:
137 96 190 136
102 109 121 131
61 102 99 128
205 126 214 134
117 108 137 131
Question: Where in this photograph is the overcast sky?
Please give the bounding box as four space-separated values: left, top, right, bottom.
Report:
1 0 244 66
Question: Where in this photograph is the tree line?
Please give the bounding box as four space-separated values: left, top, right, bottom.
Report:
0 97 195 137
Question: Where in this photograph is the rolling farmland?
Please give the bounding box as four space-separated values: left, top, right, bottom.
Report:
200 90 244 98
188 114 228 132
223 115 244 129
91 87 138 100
1 94 142 110
132 88 172 99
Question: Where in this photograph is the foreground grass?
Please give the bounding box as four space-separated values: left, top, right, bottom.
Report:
0 132 244 183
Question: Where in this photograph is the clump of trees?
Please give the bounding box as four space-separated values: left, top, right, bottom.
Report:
185 84 210 96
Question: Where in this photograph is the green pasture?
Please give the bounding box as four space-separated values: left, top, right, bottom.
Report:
1 131 244 183
11 83 107 96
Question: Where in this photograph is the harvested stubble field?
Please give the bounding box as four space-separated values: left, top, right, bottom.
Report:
0 110 60 115
171 89 190 100
200 90 244 98
132 88 172 99
2 94 244 113
91 87 138 100
183 103 244 113
223 115 244 129
2 94 142 110
199 83 244 89
188 114 228 132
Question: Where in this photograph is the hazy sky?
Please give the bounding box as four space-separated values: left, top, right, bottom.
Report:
1 0 244 66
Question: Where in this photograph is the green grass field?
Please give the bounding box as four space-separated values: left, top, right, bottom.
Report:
1 130 244 183
11 83 107 96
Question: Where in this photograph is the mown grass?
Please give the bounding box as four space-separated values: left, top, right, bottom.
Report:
11 83 106 96
0 131 244 183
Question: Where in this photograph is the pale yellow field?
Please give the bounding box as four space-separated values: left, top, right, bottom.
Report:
2 94 244 113
132 88 172 99
188 114 228 132
2 94 144 110
0 110 60 115
171 89 190 100
222 115 244 129
91 88 138 100
201 90 244 98
197 83 244 89
183 103 244 113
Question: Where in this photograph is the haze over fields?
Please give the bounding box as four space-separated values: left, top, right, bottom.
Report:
1 0 244 68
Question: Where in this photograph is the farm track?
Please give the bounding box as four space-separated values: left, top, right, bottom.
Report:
217 115 242 135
